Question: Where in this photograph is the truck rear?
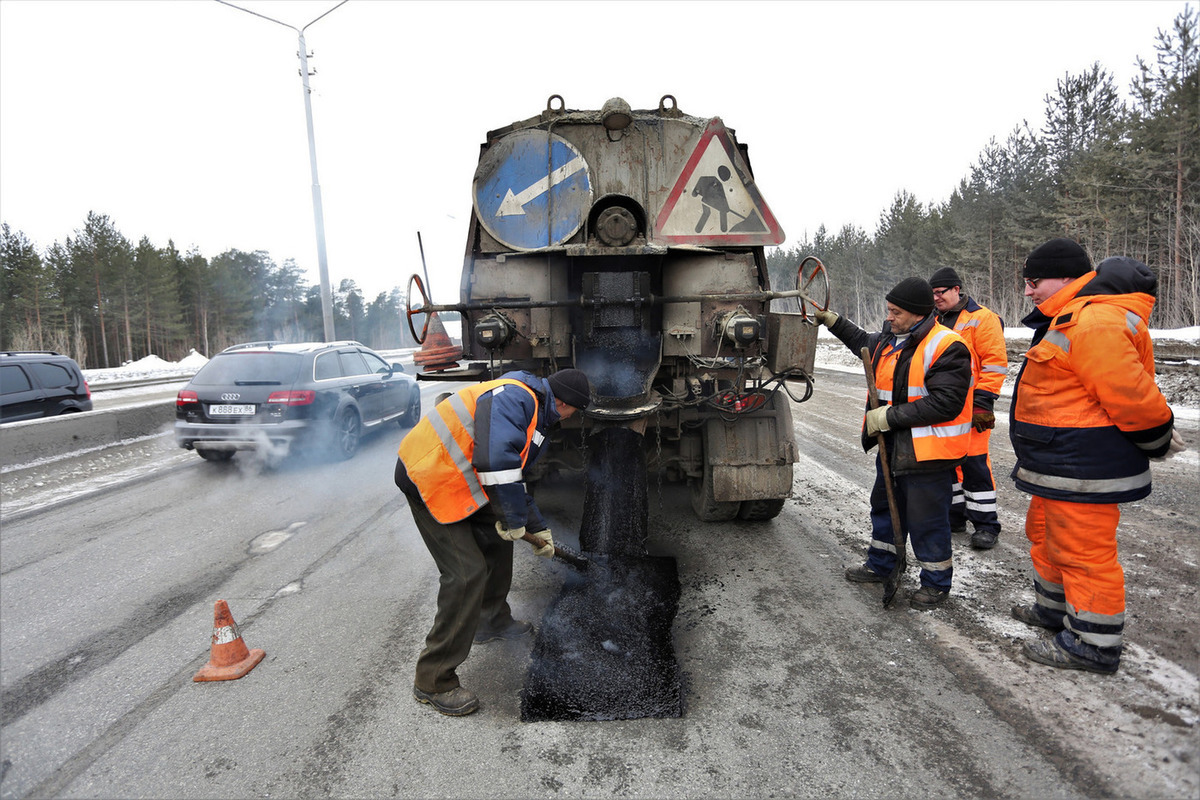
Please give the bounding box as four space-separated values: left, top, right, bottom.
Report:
408 95 824 522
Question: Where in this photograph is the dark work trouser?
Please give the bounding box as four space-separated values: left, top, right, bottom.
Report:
866 456 955 591
406 493 514 693
950 451 1001 534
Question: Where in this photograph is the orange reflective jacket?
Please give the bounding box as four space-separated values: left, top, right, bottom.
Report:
875 324 973 462
1011 266 1174 503
941 299 1007 456
398 379 539 524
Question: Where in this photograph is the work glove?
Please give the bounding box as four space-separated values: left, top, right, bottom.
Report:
494 521 526 542
528 528 555 558
865 406 891 436
812 309 839 328
971 408 996 432
1151 428 1187 462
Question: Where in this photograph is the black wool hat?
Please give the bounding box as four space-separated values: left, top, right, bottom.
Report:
548 369 591 410
1024 238 1092 279
885 277 935 316
929 267 963 289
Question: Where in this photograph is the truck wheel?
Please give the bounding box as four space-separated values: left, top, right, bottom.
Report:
689 468 741 522
197 449 234 462
738 498 786 521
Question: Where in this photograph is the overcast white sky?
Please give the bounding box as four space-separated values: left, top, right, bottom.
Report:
0 0 1187 302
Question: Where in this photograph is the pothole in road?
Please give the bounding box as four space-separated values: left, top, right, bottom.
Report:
248 521 307 555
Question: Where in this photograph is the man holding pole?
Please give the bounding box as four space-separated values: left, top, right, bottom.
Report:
813 278 973 609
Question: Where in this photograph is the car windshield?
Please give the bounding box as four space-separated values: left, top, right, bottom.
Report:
191 352 303 386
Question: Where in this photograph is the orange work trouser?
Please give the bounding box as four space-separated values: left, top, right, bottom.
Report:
1023 495 1125 650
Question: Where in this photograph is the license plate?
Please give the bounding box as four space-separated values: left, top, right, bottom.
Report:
209 404 255 416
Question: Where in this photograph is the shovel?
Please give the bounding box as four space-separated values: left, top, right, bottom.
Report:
861 347 906 608
521 532 592 572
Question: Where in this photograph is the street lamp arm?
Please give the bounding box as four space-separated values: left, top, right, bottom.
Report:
302 0 350 33
214 0 299 34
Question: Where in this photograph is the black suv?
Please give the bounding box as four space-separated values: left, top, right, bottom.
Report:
175 340 420 461
0 351 93 423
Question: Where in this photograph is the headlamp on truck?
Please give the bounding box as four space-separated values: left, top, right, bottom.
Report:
718 309 762 349
473 312 515 351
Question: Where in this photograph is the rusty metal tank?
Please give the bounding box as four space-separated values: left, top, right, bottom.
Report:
407 95 827 522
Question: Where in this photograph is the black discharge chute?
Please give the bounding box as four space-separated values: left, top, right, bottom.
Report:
521 427 683 722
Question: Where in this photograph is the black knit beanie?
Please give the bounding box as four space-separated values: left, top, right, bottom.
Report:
885 277 935 316
1024 238 1092 279
929 267 963 289
548 368 591 409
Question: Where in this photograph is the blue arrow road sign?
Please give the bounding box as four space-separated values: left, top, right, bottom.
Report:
472 130 592 251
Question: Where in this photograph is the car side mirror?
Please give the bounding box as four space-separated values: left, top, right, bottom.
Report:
391 362 406 373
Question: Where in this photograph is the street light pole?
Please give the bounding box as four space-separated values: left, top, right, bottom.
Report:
216 0 348 342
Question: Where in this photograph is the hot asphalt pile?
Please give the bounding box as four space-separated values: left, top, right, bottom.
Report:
521 427 683 722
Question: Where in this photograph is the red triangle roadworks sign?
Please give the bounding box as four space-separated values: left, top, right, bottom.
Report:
653 118 785 246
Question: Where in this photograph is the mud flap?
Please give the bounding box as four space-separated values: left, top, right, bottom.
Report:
703 394 796 503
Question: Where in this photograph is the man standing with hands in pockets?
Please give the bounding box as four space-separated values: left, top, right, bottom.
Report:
1009 238 1184 674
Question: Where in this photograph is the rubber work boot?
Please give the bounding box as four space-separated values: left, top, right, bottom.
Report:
412 685 480 716
844 564 884 583
1011 604 1065 631
1023 638 1118 675
970 530 999 549
950 522 967 534
909 585 949 610
473 618 533 644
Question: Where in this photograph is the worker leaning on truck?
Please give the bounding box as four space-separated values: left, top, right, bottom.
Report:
394 368 592 716
814 277 973 610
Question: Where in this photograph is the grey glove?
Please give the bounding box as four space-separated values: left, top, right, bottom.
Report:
812 308 839 328
494 521 526 542
865 406 891 436
529 529 554 558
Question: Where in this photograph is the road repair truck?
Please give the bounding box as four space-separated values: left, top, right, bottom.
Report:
406 95 827 522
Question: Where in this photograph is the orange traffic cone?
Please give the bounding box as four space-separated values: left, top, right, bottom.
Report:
193 599 266 682
412 312 463 372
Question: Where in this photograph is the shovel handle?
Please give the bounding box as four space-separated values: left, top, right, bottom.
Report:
520 532 589 570
861 347 906 607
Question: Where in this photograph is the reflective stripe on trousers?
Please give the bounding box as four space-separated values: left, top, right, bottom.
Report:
865 456 955 591
1023 495 1124 649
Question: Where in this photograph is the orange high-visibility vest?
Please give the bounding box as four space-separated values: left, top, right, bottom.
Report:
874 326 972 462
398 379 539 524
946 303 1007 457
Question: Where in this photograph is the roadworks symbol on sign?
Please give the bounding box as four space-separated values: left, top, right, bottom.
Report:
655 118 785 246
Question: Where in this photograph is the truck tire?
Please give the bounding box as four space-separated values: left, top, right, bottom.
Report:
689 467 741 522
738 498 786 521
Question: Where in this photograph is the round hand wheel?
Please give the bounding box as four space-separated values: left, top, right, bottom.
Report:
797 256 831 321
405 273 432 344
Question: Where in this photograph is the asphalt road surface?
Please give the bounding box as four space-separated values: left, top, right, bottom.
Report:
1 368 1196 799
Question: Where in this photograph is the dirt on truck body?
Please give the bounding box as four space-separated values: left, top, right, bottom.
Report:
407 94 829 522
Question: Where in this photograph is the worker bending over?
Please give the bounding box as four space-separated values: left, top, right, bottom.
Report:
395 368 592 714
